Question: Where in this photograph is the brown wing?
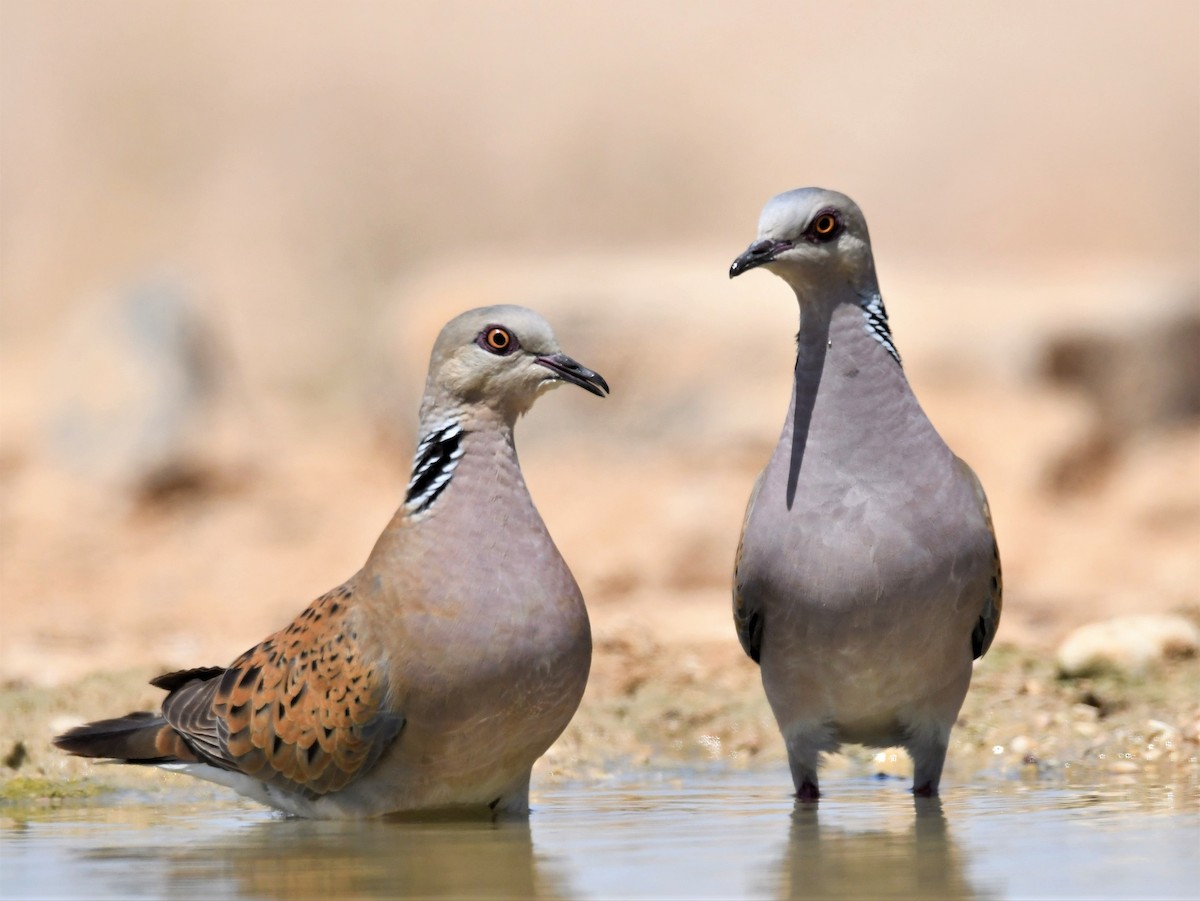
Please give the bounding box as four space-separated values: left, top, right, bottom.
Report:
954 456 1003 659
733 471 767 664
161 583 404 799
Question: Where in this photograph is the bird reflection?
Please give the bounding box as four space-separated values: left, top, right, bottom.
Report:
162 811 573 900
774 796 988 899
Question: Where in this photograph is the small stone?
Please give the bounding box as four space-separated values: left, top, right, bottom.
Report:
872 749 913 778
1010 735 1033 755
697 734 722 759
1056 614 1200 677
1109 760 1140 774
1146 719 1178 740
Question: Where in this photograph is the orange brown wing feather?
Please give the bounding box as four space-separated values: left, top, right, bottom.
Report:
161 583 404 798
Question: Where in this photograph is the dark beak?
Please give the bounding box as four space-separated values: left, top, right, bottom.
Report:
536 353 609 397
729 239 793 278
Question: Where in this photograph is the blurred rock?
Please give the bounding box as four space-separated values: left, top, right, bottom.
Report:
1145 719 1178 744
1056 614 1200 678
3 742 27 770
44 273 244 504
1039 295 1200 493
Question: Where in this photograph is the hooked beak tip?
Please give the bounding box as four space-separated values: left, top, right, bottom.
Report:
730 238 791 279
536 353 609 398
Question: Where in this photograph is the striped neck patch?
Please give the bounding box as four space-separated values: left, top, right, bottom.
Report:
405 420 465 514
859 292 901 366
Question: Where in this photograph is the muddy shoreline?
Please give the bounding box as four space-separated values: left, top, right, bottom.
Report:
3 634 1196 808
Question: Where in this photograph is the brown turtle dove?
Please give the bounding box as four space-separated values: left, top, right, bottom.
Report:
55 305 607 818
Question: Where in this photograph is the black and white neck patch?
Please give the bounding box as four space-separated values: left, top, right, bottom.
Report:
859 292 902 366
405 420 465 514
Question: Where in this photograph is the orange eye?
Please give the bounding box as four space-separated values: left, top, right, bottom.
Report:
478 326 517 355
813 212 839 238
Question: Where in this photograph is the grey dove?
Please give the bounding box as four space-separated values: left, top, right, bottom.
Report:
728 188 1001 800
55 305 607 818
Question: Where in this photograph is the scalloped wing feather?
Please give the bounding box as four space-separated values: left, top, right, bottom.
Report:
161 583 404 799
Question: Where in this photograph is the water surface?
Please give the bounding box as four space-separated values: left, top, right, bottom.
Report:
2 768 1196 899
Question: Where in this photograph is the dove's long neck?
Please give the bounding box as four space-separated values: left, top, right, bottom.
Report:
791 286 904 386
403 404 519 516
777 290 915 502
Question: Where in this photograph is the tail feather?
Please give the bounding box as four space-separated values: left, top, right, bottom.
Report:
54 711 179 763
150 666 225 692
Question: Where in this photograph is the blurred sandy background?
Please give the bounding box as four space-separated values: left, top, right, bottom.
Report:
1 0 1198 692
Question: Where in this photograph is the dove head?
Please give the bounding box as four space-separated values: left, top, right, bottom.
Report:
729 188 879 301
421 305 608 425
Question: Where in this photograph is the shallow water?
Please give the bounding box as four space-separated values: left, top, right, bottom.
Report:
2 768 1197 899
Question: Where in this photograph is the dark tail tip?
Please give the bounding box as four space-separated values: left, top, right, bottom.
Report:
53 711 172 762
150 666 224 692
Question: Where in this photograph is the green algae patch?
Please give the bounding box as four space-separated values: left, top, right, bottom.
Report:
0 776 107 805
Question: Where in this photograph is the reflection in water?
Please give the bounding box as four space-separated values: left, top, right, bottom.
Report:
160 814 573 900
774 795 985 900
3 771 1197 899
